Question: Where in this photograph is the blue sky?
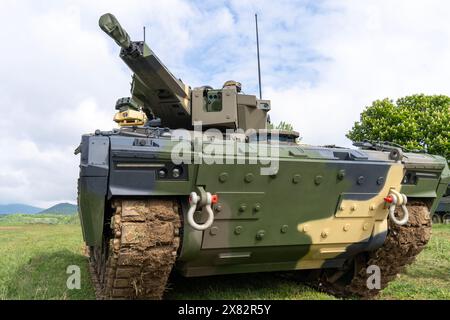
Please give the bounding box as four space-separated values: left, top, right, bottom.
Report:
0 0 449 207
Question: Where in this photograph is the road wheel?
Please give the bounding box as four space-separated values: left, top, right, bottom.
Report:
442 213 450 225
431 213 442 224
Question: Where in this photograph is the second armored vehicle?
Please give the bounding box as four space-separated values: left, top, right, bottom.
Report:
433 184 450 224
77 13 450 299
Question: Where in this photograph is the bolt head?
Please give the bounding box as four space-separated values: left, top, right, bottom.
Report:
158 169 168 179
245 173 254 183
315 175 323 185
219 172 228 183
357 176 365 185
234 226 243 235
210 226 219 236
256 230 266 240
239 204 247 212
172 167 181 178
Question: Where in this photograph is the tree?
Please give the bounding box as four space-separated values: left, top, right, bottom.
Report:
347 94 450 159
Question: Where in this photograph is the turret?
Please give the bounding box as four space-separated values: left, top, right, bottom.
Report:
99 13 271 131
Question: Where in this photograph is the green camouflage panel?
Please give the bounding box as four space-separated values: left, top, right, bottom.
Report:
173 141 449 276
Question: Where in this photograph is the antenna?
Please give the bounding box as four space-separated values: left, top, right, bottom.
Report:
255 14 262 100
143 26 146 44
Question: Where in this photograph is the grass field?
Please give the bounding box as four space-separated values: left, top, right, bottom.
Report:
0 215 448 300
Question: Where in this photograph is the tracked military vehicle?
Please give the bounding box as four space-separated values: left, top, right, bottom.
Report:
433 184 450 224
77 13 450 299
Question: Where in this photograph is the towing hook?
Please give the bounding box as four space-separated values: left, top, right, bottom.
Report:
187 191 218 231
384 189 409 226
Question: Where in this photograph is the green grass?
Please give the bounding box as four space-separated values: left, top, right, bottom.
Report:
378 224 450 300
0 217 448 300
165 273 336 300
0 220 94 300
0 214 79 226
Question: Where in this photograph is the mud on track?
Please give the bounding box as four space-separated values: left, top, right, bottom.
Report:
89 199 181 299
317 201 431 298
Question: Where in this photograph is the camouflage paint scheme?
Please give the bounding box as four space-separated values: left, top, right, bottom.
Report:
78 14 450 278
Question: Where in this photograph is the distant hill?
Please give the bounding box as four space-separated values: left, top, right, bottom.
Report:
0 204 43 215
38 203 78 215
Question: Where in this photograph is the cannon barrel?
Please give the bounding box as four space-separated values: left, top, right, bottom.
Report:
98 13 192 128
99 13 131 50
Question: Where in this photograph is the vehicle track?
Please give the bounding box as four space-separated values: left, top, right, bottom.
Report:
317 201 431 298
89 198 181 299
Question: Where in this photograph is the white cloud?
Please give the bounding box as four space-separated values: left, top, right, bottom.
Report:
267 0 450 145
0 0 449 206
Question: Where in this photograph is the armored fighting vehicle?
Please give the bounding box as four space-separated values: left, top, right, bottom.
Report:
433 183 450 224
77 13 450 299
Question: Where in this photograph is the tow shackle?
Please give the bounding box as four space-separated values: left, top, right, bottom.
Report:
187 190 218 231
384 189 409 226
